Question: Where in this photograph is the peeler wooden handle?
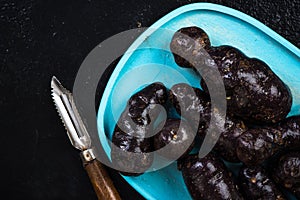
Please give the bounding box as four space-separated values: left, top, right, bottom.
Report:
81 150 122 200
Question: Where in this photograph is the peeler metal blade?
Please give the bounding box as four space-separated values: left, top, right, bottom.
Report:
51 76 91 151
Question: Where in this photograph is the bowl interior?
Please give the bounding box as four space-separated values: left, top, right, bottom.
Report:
97 3 300 200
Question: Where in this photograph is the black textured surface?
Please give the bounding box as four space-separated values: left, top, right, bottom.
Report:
0 0 299 199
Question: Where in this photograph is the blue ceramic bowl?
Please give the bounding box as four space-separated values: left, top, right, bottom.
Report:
97 3 300 200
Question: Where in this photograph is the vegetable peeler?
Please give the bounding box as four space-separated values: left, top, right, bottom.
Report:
51 76 121 200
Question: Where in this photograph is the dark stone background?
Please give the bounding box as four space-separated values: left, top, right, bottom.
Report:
0 0 299 199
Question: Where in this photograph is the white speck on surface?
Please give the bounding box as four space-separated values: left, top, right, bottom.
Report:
270 85 278 96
